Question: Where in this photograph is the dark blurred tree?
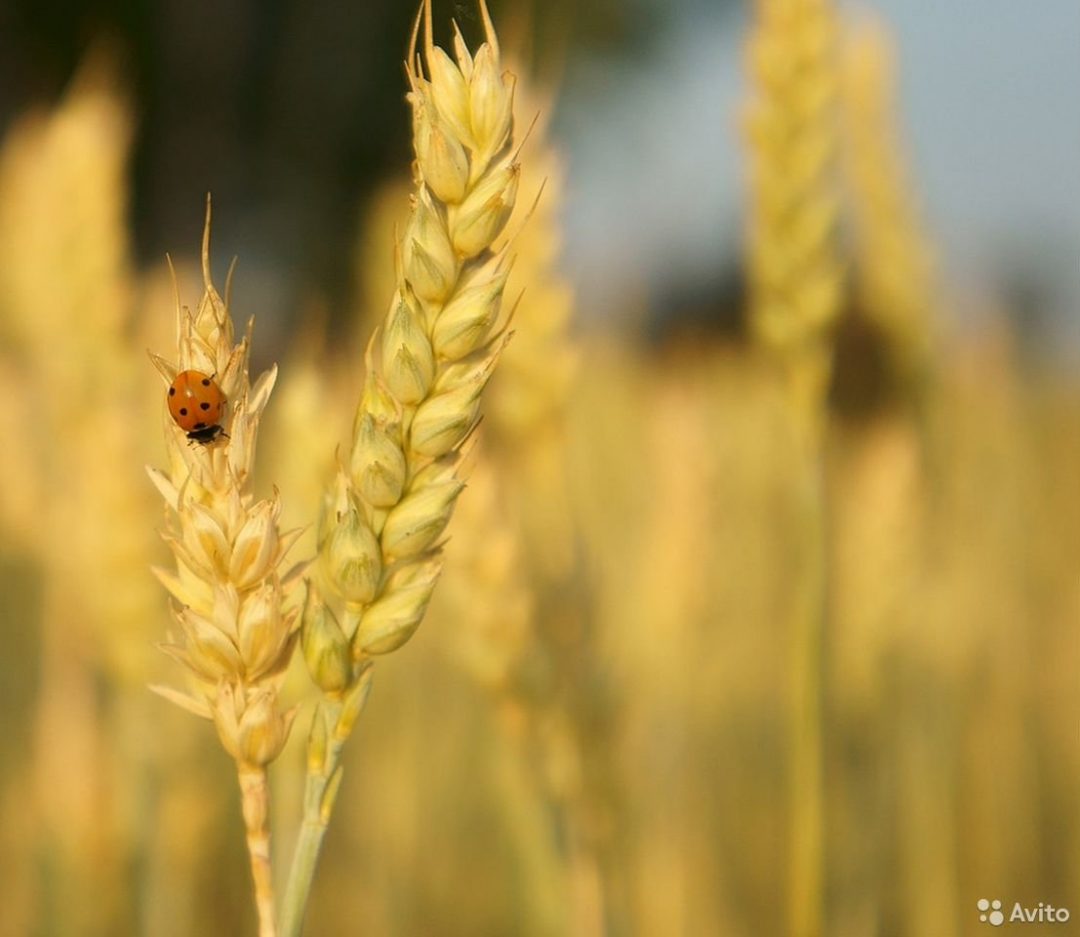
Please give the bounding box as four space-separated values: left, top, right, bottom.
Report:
0 0 726 345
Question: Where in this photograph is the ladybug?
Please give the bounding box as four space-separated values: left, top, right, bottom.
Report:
167 369 227 444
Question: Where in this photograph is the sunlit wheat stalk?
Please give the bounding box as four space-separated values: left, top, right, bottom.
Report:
841 19 957 932
841 19 935 395
0 58 159 936
441 71 612 935
280 2 521 933
840 17 945 487
744 0 843 935
147 200 301 937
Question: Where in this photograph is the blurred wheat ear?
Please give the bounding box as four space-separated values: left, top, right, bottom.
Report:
280 2 524 933
744 0 844 935
0 52 159 937
840 16 941 456
839 16 957 932
431 60 600 932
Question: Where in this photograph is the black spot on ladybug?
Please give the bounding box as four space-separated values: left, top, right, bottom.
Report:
179 407 188 416
201 378 211 386
169 387 176 396
200 402 210 410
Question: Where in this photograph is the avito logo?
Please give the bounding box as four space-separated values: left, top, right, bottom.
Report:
977 898 1071 927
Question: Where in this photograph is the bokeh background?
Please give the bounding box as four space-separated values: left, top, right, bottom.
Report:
0 0 1078 935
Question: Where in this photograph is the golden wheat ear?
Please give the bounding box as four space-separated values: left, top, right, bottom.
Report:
743 2 845 937
841 16 937 399
148 198 299 937
279 3 525 934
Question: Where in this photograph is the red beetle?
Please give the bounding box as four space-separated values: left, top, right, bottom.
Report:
167 369 227 444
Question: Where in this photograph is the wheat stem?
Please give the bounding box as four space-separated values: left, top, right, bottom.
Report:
279 784 330 937
787 427 828 937
238 764 277 937
279 692 352 937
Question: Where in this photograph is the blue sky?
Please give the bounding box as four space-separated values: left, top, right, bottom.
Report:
555 0 1080 339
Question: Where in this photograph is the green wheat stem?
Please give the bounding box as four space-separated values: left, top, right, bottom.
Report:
787 393 828 937
279 696 348 937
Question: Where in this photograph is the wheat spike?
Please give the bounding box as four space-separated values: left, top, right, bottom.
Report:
147 198 300 937
279 4 523 933
0 57 176 935
745 0 844 440
841 17 937 397
743 2 843 936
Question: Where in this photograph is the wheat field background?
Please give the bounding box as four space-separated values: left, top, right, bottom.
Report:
0 1 1077 935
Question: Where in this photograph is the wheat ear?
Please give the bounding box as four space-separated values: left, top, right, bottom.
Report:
744 1 843 935
279 3 520 933
438 69 608 934
0 59 158 935
841 17 939 442
147 199 301 937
